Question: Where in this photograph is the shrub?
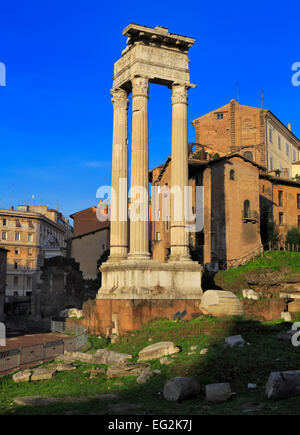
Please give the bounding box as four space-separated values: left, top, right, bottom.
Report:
286 227 300 247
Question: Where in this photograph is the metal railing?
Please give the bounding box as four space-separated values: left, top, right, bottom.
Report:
223 241 300 270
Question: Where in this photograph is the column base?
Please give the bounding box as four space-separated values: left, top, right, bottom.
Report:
127 252 151 261
97 258 203 300
93 298 203 335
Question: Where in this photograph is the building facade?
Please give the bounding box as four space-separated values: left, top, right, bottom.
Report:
150 154 263 268
191 100 300 177
70 206 110 280
0 205 73 314
260 174 300 242
0 248 8 321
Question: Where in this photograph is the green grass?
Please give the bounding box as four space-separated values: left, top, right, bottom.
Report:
214 251 300 296
1 315 300 415
218 251 300 283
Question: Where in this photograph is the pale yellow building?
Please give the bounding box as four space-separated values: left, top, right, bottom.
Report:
0 205 73 306
266 116 299 177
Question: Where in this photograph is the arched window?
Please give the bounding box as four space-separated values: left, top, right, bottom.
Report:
243 151 253 161
244 200 250 218
230 169 235 180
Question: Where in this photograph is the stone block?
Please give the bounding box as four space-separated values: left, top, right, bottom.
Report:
163 377 200 401
225 335 245 347
266 370 300 399
242 289 261 300
138 341 179 361
12 370 32 383
205 383 232 402
94 348 132 365
200 290 243 317
31 367 56 381
281 312 292 322
106 362 151 378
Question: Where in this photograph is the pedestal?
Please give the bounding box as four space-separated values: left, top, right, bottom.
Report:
95 259 203 334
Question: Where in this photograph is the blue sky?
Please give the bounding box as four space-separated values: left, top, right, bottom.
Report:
0 0 299 222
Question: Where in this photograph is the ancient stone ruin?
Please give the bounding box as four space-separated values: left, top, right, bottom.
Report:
95 24 203 334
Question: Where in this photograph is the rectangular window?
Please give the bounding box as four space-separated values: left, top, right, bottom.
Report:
2 218 7 226
156 232 161 241
216 113 224 120
298 216 300 229
28 220 34 228
15 219 21 227
270 157 273 170
279 212 284 226
15 232 20 241
293 150 297 162
269 127 273 143
278 191 283 207
28 233 33 242
28 247 33 256
165 219 169 231
14 248 20 255
278 136 281 150
297 194 300 209
14 261 18 270
286 143 289 156
14 276 18 288
211 233 215 255
2 231 7 240
27 277 31 289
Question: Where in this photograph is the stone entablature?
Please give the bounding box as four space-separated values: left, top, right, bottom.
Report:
113 24 195 91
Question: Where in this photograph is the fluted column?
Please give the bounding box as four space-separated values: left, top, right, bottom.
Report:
129 76 150 259
169 83 191 261
109 88 129 261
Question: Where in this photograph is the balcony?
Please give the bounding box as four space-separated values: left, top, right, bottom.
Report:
242 210 259 223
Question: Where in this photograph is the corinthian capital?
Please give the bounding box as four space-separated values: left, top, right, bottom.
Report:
111 88 129 109
131 76 149 97
171 84 188 105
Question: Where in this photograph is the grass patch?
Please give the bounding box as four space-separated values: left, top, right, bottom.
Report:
1 315 300 415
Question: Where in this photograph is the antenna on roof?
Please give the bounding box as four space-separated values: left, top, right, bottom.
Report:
236 83 240 102
261 90 264 109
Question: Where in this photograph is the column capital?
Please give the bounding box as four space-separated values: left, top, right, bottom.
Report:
111 88 129 109
171 83 188 105
131 76 149 98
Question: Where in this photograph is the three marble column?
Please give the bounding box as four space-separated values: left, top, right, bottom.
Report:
110 78 191 262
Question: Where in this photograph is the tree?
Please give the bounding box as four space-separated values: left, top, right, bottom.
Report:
260 208 280 246
97 249 110 286
286 228 300 247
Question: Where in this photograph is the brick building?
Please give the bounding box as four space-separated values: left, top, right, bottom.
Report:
260 174 300 242
191 100 300 177
150 153 264 268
